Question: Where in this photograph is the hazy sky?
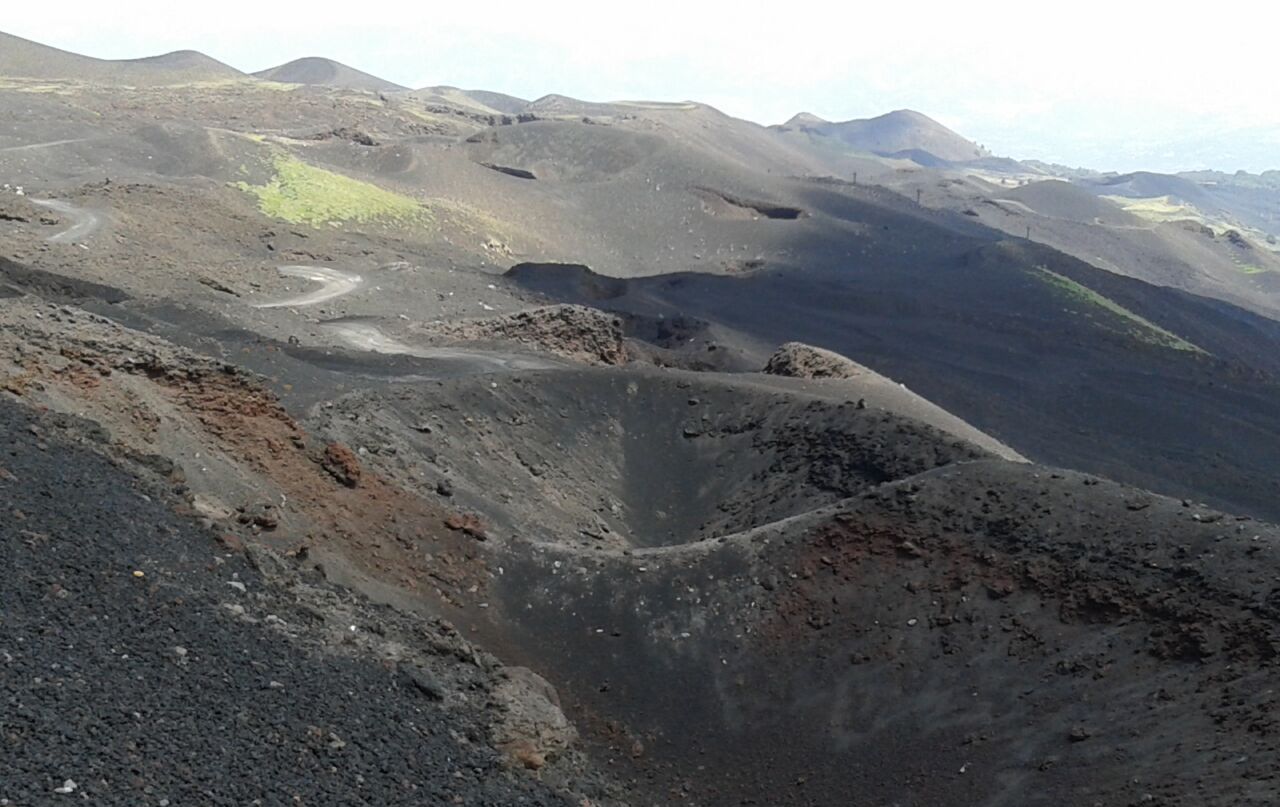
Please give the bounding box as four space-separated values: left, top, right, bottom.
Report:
6 1 1280 172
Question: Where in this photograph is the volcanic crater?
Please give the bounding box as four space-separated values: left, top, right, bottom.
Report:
315 367 990 550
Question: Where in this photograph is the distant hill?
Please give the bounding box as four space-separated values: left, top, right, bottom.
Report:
1023 160 1104 180
0 30 244 84
523 93 621 117
775 108 988 163
252 57 406 92
781 111 830 129
1004 179 1142 227
523 94 708 118
411 87 531 117
462 89 529 115
1073 169 1280 243
1087 171 1217 208
408 86 516 116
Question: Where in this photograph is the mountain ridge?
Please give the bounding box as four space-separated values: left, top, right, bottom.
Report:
0 30 243 84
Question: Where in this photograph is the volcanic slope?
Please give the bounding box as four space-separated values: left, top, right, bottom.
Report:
5 51 1280 530
2 33 1280 806
314 369 1280 807
6 29 1280 572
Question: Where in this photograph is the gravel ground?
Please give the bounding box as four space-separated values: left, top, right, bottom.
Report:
0 399 573 807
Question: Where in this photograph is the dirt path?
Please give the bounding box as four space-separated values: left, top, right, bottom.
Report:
30 198 103 244
0 138 89 153
252 265 363 309
324 320 562 371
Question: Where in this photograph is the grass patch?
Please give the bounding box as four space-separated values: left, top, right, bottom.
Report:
1100 194 1200 223
224 131 268 144
1033 267 1204 353
1099 194 1222 232
0 77 79 95
131 78 298 92
1102 194 1278 250
1239 264 1270 275
235 152 427 227
245 79 300 92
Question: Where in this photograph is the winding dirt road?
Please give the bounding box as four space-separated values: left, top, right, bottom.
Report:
252 265 363 309
30 198 103 245
250 266 557 373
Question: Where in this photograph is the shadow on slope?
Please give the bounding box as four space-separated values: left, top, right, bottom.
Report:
504 223 1280 523
485 459 1280 806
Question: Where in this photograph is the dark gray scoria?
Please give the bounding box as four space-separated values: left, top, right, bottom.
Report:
0 399 570 806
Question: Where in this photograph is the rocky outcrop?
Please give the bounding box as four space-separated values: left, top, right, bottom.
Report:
0 193 60 227
492 666 578 770
321 442 362 488
415 304 627 366
763 341 869 379
302 127 379 146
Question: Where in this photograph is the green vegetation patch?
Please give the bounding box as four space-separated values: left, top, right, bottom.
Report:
1239 264 1270 275
1033 267 1204 353
1100 194 1204 226
235 152 426 227
1102 194 1277 250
